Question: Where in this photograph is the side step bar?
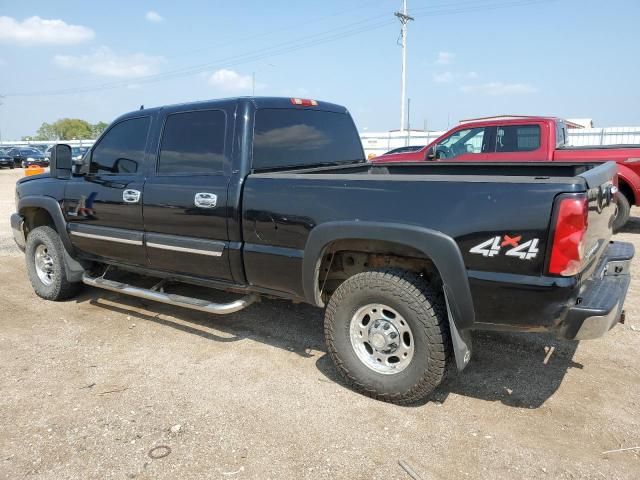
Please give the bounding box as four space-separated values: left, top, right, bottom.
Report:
82 273 258 315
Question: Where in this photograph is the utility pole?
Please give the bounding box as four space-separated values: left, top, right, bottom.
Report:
252 72 256 96
395 0 413 133
406 98 411 146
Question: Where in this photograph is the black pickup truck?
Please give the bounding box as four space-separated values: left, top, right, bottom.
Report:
10 97 633 404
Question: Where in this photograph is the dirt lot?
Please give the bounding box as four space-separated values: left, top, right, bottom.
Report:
1 168 639 479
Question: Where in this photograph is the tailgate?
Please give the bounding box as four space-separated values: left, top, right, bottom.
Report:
575 161 618 276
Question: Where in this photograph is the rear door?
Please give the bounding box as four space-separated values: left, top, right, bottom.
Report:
142 104 234 281
487 123 546 161
63 116 151 266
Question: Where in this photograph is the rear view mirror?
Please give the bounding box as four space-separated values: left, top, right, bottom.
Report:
426 146 436 160
50 144 72 179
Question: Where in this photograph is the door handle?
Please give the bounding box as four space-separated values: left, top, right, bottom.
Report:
123 189 141 204
194 192 217 208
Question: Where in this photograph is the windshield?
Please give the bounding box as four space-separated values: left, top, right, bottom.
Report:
21 149 42 156
252 108 365 171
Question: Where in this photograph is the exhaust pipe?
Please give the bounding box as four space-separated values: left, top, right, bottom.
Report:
82 273 258 315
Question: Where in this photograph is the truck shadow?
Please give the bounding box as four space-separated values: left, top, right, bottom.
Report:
433 331 582 408
620 213 640 233
76 286 326 359
77 287 581 409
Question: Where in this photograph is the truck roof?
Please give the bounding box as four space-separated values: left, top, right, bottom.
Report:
458 115 563 126
114 96 349 123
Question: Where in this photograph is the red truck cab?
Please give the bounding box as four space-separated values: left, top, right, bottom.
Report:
372 116 640 230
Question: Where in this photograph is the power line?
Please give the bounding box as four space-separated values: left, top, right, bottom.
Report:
5 16 394 97
4 0 553 98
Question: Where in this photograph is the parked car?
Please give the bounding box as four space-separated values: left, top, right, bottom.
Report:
0 149 14 169
10 98 632 404
71 146 89 162
371 116 640 231
31 144 51 153
7 147 49 168
383 145 424 155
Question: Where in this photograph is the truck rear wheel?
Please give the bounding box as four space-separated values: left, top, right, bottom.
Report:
613 194 630 233
25 226 82 301
324 269 451 405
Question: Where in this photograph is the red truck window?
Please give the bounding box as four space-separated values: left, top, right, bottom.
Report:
496 125 541 152
435 127 491 159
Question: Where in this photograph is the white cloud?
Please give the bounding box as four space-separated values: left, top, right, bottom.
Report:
467 71 479 79
0 16 94 46
432 71 453 83
208 69 263 92
145 11 164 23
435 51 454 65
460 82 538 95
53 47 165 78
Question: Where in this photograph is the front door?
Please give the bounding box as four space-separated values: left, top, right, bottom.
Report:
63 116 151 266
142 107 233 281
434 126 494 161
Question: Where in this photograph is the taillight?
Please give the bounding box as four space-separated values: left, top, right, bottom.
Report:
290 98 318 106
548 195 589 276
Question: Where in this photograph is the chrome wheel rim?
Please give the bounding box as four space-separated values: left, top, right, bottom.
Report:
349 304 414 375
34 244 54 286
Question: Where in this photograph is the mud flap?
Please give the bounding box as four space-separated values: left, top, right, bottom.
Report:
444 291 472 371
63 249 86 283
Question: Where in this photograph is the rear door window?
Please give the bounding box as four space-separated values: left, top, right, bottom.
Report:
495 125 541 152
252 109 364 170
157 110 226 175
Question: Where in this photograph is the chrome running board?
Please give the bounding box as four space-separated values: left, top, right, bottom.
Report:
82 273 258 315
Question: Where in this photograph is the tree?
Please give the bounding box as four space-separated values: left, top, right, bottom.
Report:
34 122 58 141
30 118 109 141
53 118 93 140
91 121 109 138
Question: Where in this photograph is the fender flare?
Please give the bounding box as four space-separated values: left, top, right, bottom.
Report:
302 221 475 326
302 221 475 370
18 196 73 252
17 196 85 282
616 164 640 206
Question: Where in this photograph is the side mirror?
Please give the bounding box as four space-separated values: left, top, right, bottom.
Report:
49 144 72 179
425 146 437 160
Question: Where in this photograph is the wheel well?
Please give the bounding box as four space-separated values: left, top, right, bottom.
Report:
21 207 55 237
317 239 441 303
618 178 635 205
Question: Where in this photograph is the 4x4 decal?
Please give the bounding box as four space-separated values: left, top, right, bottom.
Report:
470 235 539 260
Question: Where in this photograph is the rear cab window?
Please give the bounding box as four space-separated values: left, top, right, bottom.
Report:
252 108 364 171
495 125 541 152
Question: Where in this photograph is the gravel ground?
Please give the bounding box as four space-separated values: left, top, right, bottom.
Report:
0 167 639 479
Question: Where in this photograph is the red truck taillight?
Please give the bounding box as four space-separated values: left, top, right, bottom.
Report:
548 195 589 276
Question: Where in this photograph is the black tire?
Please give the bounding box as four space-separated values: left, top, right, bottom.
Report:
324 269 451 405
25 226 82 301
613 193 631 233
9 164 14 170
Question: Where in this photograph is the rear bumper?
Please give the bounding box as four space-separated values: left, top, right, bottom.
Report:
558 241 633 340
10 213 26 251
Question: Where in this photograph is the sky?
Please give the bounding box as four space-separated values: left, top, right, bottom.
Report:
0 0 639 140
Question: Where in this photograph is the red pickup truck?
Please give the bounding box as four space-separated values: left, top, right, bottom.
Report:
371 116 640 231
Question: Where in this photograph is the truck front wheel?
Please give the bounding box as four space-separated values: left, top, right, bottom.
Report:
324 269 451 405
25 226 82 301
